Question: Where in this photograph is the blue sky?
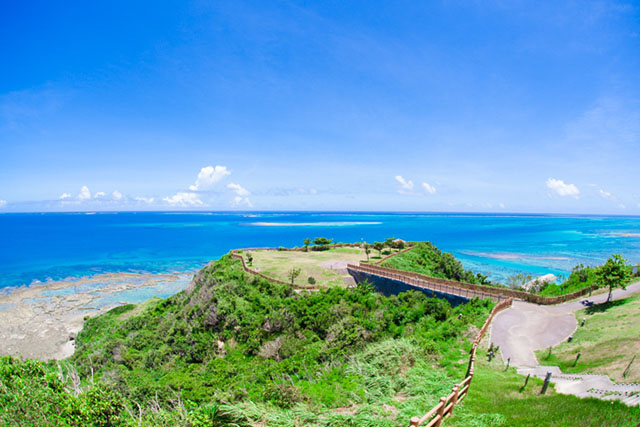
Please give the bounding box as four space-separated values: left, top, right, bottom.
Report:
1 1 639 214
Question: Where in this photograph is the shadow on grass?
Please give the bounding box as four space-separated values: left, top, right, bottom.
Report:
585 298 629 314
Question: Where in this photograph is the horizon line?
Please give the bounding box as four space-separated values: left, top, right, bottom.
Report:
2 209 640 219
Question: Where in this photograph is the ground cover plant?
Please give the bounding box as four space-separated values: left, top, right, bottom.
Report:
0 253 496 426
535 291 640 382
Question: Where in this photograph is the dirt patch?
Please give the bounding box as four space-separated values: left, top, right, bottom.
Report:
320 260 351 271
382 404 399 416
332 404 359 415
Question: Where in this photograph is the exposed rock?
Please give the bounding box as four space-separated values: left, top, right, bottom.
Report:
258 337 284 361
186 261 216 294
112 345 123 363
524 274 557 292
215 339 227 357
204 304 219 328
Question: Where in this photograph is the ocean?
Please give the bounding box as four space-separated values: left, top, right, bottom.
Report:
1 211 639 290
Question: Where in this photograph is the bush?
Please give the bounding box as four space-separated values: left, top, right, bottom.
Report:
264 382 304 408
307 276 316 285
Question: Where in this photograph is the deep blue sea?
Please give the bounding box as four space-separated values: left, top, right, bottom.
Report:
1 212 639 290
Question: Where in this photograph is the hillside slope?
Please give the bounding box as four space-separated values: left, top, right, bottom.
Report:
65 254 494 426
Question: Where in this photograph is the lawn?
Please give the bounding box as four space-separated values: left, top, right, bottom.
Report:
535 290 640 383
242 246 399 288
448 343 640 427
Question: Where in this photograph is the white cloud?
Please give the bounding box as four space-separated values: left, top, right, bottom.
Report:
112 190 123 201
546 178 580 197
395 175 414 193
59 192 72 200
163 192 203 207
309 188 318 195
94 191 106 199
134 196 155 204
597 189 616 201
499 203 505 209
163 165 231 208
227 183 250 197
232 196 253 208
189 166 230 191
422 182 436 195
78 186 91 200
227 183 252 207
0 200 6 208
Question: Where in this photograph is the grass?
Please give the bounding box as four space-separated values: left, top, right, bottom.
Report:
244 247 399 288
534 289 640 382
447 345 640 427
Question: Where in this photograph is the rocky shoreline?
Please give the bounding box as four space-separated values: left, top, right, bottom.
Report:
0 272 191 360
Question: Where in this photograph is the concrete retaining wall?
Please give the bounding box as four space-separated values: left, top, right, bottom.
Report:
348 269 469 306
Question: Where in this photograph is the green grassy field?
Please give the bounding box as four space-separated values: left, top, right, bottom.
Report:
535 290 640 383
448 344 640 427
244 247 398 287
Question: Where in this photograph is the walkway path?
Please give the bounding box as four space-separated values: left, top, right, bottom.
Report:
491 280 640 406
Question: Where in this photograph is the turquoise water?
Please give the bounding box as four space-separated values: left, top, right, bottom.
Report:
1 212 639 289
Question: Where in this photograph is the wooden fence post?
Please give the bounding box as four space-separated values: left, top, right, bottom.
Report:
434 397 447 427
450 385 460 416
520 373 530 392
623 355 636 378
409 417 420 427
540 371 552 395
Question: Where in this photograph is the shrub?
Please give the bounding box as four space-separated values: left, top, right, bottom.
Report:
307 276 316 285
264 382 304 409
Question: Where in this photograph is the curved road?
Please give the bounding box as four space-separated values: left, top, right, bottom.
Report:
490 280 640 405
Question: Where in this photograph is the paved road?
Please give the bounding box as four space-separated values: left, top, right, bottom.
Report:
490 280 640 405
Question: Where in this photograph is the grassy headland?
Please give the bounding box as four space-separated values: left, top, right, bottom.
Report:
242 246 372 287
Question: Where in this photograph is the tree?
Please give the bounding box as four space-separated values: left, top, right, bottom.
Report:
506 273 532 290
384 237 395 247
288 267 301 286
312 237 333 251
247 253 253 266
303 238 311 252
373 242 385 258
313 237 333 246
363 242 371 261
571 264 589 283
597 254 630 302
